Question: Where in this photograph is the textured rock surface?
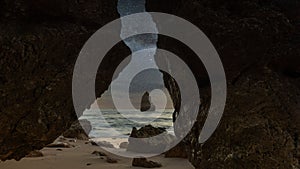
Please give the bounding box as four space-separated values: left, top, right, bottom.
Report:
188 69 300 168
92 150 107 157
0 1 299 169
106 156 118 163
148 0 300 168
119 142 129 149
91 141 115 148
25 150 43 158
132 158 162 168
164 141 188 159
140 92 155 112
127 125 174 153
63 119 91 140
0 0 122 161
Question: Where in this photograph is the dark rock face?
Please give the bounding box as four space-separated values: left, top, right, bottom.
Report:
140 92 151 112
0 21 80 160
164 141 188 159
147 0 300 168
185 69 300 168
140 92 156 112
0 0 122 161
0 1 299 169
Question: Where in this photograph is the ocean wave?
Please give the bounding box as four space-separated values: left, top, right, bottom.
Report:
80 109 174 138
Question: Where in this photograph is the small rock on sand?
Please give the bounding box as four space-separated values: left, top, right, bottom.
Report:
132 158 162 168
25 150 43 158
119 142 129 149
56 136 67 142
46 142 73 148
90 141 98 146
90 140 115 148
106 156 118 163
92 151 107 156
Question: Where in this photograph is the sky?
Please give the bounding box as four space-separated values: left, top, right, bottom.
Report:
91 88 174 110
93 0 171 111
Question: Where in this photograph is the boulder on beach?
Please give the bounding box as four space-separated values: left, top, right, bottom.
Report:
92 151 107 156
106 156 118 163
132 158 162 168
119 142 129 149
90 140 115 148
130 125 166 138
127 125 175 153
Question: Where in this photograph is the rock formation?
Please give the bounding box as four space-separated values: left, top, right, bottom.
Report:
106 156 118 164
119 142 129 149
0 1 299 169
147 0 300 168
127 125 173 153
164 141 188 158
25 150 43 158
0 0 122 161
140 92 156 112
63 119 91 140
132 158 162 168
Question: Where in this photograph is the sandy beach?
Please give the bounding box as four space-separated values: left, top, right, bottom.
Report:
0 139 194 169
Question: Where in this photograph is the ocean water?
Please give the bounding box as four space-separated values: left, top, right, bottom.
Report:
79 109 175 139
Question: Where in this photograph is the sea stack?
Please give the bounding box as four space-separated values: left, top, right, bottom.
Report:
140 92 156 112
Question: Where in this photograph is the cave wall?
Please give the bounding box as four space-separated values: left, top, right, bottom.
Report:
0 0 123 160
147 0 300 168
0 1 300 169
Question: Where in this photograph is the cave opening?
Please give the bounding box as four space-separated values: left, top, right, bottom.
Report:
78 0 177 147
79 72 176 147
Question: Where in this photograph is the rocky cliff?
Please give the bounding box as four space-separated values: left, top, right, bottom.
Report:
0 0 123 160
148 0 300 168
0 0 300 168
